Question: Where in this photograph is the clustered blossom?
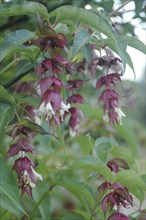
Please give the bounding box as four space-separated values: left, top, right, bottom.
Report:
7 124 42 198
98 158 133 219
8 19 128 200
97 73 126 125
32 24 84 135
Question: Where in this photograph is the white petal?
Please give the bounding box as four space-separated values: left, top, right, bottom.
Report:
60 102 71 121
103 112 109 123
115 107 126 125
46 102 55 115
31 166 43 181
34 115 41 125
61 102 70 111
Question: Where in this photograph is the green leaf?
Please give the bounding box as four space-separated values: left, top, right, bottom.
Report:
73 210 91 220
0 1 49 20
0 29 37 61
81 45 92 63
120 35 146 54
15 60 33 76
125 51 136 77
58 180 95 209
72 155 112 180
32 182 51 219
18 119 48 135
115 119 138 155
49 6 126 70
61 213 85 220
0 86 15 104
73 135 94 155
0 157 27 216
56 126 65 146
0 103 15 145
114 170 146 202
109 146 136 168
71 29 91 58
94 137 116 162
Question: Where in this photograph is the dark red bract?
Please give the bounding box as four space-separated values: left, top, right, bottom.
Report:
31 31 67 51
67 94 84 104
96 73 121 89
69 107 83 136
107 158 129 173
39 76 64 95
36 55 72 76
66 79 84 90
7 138 34 158
108 212 130 220
101 186 133 216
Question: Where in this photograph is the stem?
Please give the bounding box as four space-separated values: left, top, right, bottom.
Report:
109 0 132 17
2 68 33 89
0 58 21 74
29 184 55 219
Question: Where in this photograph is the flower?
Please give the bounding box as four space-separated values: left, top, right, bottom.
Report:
13 156 42 197
107 158 129 173
96 73 121 89
69 108 83 136
60 101 71 122
101 186 133 217
36 55 72 76
7 138 34 158
67 94 84 104
66 79 84 90
99 89 125 125
114 107 126 125
108 212 130 220
32 32 67 51
37 100 55 121
8 125 35 140
23 104 41 125
97 56 122 69
31 166 43 181
39 76 64 96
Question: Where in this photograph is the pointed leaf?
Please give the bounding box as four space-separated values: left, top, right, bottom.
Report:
0 2 49 20
81 45 92 64
0 157 27 216
73 135 94 155
71 29 91 58
120 35 146 54
58 180 95 209
0 103 15 145
73 210 91 220
15 60 33 76
115 119 138 155
49 6 126 70
32 182 51 219
72 155 112 180
94 137 116 162
18 119 48 135
0 29 36 61
109 146 135 167
0 86 15 104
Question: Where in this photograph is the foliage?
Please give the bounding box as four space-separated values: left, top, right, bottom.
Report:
0 0 146 220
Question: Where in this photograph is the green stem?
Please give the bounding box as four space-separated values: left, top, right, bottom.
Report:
29 184 55 219
2 68 33 89
0 58 21 74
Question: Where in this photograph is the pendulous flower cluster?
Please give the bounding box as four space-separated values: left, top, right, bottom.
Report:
7 123 42 198
8 20 127 198
32 23 85 136
98 158 133 220
96 63 126 125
